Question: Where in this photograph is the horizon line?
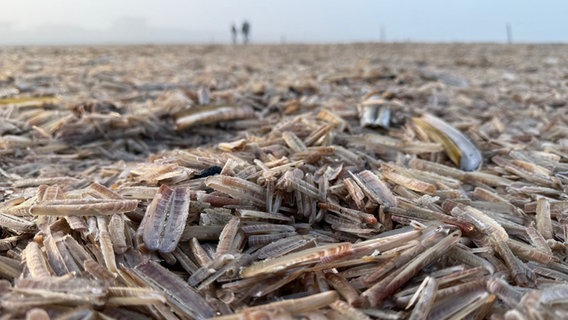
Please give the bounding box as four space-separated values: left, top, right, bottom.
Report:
2 40 568 47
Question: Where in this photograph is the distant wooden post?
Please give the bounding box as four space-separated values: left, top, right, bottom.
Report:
380 25 386 42
506 23 513 44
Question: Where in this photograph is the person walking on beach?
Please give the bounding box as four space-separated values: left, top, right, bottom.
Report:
242 21 250 44
231 23 237 45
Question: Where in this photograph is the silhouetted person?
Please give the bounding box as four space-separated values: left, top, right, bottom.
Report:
231 23 237 45
241 21 250 44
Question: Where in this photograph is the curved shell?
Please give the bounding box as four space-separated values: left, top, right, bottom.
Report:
413 114 482 171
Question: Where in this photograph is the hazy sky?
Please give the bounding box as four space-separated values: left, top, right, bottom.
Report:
0 0 566 44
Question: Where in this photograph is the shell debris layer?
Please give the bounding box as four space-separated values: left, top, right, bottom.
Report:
0 43 568 319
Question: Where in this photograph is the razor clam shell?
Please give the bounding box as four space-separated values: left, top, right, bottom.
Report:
3 44 568 319
106 286 167 306
0 213 37 233
43 234 71 276
536 197 554 240
255 235 316 259
3 277 108 310
108 214 127 254
211 291 339 319
134 260 215 319
241 242 353 278
23 241 51 279
215 216 241 257
415 114 483 171
97 216 118 272
140 185 191 253
237 209 293 222
30 199 139 216
205 175 266 206
175 105 256 129
0 256 23 280
350 170 397 207
449 205 509 241
13 177 82 189
160 187 191 253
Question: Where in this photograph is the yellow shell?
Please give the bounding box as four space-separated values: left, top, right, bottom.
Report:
412 114 481 171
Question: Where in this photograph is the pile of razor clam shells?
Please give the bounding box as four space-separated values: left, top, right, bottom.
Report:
1 43 568 319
